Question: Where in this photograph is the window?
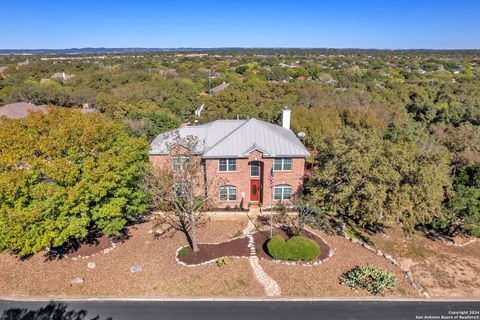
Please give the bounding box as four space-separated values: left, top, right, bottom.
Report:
172 155 189 171
219 185 237 201
274 158 292 171
250 161 260 177
174 181 191 197
273 184 292 201
219 158 236 172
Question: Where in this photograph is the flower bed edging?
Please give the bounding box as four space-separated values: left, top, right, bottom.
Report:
439 237 478 247
59 241 117 261
257 226 335 267
174 244 250 267
174 230 251 267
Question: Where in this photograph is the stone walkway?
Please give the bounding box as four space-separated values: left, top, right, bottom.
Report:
244 219 281 296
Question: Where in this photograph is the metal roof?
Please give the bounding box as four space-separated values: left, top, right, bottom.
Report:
150 118 310 158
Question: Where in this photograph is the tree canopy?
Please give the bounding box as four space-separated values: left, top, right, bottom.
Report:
305 127 451 232
0 108 150 255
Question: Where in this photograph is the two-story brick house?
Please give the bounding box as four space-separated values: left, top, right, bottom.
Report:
149 108 310 209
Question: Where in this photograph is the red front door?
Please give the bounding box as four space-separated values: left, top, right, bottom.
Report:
250 180 260 201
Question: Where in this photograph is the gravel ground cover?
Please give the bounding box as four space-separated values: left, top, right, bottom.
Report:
366 226 480 298
0 216 433 298
260 227 419 297
0 218 264 297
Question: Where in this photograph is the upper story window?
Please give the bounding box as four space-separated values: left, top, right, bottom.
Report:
172 155 189 171
274 158 292 171
219 185 237 201
219 158 236 172
273 184 292 201
174 180 191 197
250 161 260 177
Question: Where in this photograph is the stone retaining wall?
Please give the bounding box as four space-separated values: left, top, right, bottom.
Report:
334 222 428 297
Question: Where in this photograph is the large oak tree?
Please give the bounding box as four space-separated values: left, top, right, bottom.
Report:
0 108 150 255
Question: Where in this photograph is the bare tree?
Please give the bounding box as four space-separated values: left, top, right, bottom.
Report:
144 131 221 252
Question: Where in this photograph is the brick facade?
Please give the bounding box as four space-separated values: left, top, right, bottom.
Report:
149 149 306 210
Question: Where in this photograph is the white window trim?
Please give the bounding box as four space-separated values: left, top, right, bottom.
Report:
273 184 292 201
172 155 189 171
218 158 237 172
273 158 293 172
219 185 238 202
250 161 260 177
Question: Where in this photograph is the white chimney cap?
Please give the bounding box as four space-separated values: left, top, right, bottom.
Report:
282 107 291 130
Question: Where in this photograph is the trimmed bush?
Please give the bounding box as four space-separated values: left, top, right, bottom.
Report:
267 235 320 261
341 265 397 295
267 236 290 260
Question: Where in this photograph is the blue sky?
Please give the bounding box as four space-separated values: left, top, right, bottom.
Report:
1 0 479 49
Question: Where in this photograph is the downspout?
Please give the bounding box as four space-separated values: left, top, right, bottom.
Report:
204 158 208 197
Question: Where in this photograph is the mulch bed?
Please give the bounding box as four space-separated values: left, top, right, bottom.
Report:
177 237 250 265
178 227 332 265
253 228 331 262
65 236 113 258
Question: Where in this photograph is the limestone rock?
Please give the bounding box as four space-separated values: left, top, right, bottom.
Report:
70 277 84 285
130 264 143 273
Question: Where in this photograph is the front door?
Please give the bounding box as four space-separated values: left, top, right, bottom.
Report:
250 180 260 202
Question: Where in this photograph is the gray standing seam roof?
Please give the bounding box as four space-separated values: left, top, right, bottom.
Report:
150 118 310 158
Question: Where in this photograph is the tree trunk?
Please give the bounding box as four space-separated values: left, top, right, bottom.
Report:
190 212 199 252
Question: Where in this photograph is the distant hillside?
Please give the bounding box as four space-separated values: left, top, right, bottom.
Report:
0 47 245 54
1 47 479 56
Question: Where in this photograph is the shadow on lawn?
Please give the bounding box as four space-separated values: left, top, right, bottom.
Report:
43 227 131 262
0 302 112 320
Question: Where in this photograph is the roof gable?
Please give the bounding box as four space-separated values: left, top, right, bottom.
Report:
203 119 309 158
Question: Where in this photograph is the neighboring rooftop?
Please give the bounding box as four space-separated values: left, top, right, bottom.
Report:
0 102 96 119
0 102 48 119
210 82 230 94
150 118 310 158
41 72 75 83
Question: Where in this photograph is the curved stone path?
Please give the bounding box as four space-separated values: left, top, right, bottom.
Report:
244 220 281 296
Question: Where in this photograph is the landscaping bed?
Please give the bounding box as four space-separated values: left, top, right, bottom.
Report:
0 218 264 297
259 226 420 297
366 226 480 298
253 228 331 262
65 236 114 259
177 237 250 265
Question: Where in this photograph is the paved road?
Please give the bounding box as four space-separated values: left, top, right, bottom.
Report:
0 300 479 320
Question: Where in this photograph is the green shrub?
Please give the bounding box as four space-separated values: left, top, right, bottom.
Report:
216 257 230 267
341 265 397 295
267 236 290 260
274 202 287 215
178 246 192 257
287 236 321 260
267 235 320 261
